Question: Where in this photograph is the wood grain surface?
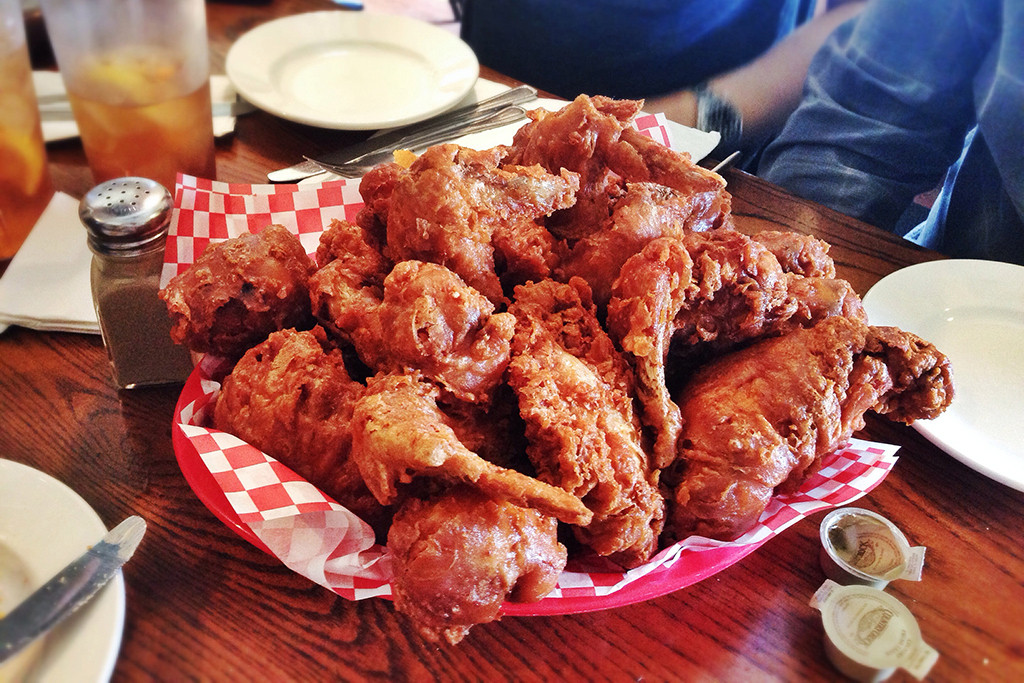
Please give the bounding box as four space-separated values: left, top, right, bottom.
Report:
2 1 1021 680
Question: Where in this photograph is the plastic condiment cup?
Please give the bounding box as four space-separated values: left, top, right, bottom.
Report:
811 579 938 682
819 507 925 588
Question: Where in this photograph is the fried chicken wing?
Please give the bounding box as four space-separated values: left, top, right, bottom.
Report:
212 327 385 530
349 371 592 526
662 316 954 542
388 487 566 644
557 182 723 306
160 224 315 358
385 144 578 303
314 259 515 405
508 278 663 568
607 231 866 468
504 95 731 241
309 218 391 352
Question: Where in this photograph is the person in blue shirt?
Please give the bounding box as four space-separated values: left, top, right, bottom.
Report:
456 0 866 162
458 0 818 100
759 0 1024 265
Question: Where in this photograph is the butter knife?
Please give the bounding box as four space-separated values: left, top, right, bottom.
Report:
304 105 527 178
0 516 146 664
267 84 537 182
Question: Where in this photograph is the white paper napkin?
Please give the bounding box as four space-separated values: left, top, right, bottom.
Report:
0 192 99 334
34 72 249 143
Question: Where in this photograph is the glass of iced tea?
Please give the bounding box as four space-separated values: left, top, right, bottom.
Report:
38 0 216 191
0 0 54 262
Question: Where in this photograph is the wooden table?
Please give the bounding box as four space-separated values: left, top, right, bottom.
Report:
3 1 1022 680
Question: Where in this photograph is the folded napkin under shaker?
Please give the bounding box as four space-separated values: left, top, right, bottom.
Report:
0 192 99 334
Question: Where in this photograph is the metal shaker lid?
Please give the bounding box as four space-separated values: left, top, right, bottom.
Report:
79 177 173 255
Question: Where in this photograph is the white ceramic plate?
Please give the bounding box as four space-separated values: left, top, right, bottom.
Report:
863 259 1024 492
0 459 125 682
226 11 479 130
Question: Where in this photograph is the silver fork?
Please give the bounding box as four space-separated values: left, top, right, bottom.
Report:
305 105 528 178
269 84 538 182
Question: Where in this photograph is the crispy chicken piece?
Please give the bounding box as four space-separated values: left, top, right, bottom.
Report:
662 316 954 542
212 327 386 531
504 95 731 241
751 230 836 278
370 261 516 404
557 181 720 307
385 143 578 304
607 231 866 468
315 217 387 271
670 230 865 353
349 371 592 526
508 278 663 568
309 219 391 353
160 224 315 358
314 259 515 405
354 161 404 233
503 96 643 239
388 487 566 645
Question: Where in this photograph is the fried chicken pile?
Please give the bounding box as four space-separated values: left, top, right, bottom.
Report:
160 95 954 644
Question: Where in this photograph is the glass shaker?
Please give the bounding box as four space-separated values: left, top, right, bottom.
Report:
80 177 194 389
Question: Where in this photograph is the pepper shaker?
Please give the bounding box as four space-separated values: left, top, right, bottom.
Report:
80 177 193 389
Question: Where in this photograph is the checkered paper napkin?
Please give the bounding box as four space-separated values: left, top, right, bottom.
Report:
166 112 901 614
160 110 677 287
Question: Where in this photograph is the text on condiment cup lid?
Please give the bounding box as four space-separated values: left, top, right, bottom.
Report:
811 579 938 682
819 507 925 588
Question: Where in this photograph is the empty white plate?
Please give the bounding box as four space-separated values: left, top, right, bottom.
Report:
863 259 1024 492
226 11 479 130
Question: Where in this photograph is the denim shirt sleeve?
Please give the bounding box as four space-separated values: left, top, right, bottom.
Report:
758 0 992 232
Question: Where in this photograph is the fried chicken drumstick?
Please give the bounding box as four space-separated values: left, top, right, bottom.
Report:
388 487 566 645
662 316 954 542
607 230 866 469
160 224 315 358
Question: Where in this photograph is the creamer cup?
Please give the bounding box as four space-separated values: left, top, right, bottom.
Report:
811 580 938 682
819 507 925 588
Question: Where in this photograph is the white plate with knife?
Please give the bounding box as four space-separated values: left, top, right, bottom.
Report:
226 11 479 130
0 459 126 682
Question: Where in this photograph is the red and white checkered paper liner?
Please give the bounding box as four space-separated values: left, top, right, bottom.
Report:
166 111 900 614
172 354 898 614
160 111 675 287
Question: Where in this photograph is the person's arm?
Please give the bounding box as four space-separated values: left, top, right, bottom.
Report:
759 0 988 231
644 2 865 150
